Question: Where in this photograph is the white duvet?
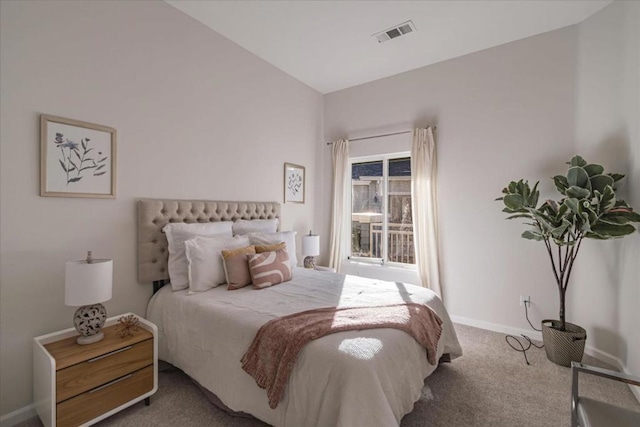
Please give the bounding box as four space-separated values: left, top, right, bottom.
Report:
146 268 462 427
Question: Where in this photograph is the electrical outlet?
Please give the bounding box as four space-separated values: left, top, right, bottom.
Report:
520 295 530 306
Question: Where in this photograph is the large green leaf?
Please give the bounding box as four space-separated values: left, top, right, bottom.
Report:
614 199 631 209
557 203 570 220
567 166 589 188
589 174 615 194
584 232 609 240
502 207 527 214
522 230 545 241
553 175 569 194
518 180 529 201
527 208 557 232
564 198 580 215
566 186 591 199
598 185 616 213
599 216 634 225
608 173 625 182
590 222 636 238
545 199 559 214
506 214 533 220
584 164 604 177
569 155 587 167
504 194 525 210
529 181 540 207
603 209 640 223
551 219 571 238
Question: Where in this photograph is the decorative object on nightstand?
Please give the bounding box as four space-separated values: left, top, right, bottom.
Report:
116 314 140 338
302 231 320 269
33 313 158 427
65 251 113 345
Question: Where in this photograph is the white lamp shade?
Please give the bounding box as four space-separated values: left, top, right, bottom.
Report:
302 234 320 257
65 259 113 306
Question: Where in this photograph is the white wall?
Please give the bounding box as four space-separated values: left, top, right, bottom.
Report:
0 0 322 417
323 26 578 337
572 0 640 377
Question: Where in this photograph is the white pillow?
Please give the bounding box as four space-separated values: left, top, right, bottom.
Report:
185 235 250 294
247 231 298 266
163 222 233 291
232 219 279 235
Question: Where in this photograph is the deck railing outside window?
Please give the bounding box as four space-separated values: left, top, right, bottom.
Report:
371 223 414 264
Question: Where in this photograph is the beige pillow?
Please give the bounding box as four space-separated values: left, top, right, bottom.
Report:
254 242 286 253
248 248 292 289
222 246 256 290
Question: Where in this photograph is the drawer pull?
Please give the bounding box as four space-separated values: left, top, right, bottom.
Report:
88 374 133 393
88 345 132 362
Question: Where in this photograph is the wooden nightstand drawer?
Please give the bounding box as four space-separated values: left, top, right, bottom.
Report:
56 339 153 403
57 365 153 427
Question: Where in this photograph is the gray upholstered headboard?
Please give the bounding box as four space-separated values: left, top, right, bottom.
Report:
137 199 281 285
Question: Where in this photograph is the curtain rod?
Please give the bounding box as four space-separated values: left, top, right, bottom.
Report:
325 127 436 145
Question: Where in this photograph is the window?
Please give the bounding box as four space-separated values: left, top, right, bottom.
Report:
350 154 414 266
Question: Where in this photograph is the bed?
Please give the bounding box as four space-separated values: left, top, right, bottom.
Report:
138 199 462 426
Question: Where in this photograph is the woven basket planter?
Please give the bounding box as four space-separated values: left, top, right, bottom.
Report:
541 320 587 367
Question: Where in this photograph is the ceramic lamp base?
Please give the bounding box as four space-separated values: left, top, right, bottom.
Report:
303 256 317 269
76 331 104 345
73 303 107 345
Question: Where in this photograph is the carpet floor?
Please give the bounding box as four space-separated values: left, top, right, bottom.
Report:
18 324 639 426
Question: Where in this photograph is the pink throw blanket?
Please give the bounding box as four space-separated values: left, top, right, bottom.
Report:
240 303 443 409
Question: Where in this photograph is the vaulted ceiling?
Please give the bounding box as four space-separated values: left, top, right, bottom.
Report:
166 0 612 93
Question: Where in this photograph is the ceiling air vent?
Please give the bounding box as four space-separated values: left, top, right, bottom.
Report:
373 21 416 43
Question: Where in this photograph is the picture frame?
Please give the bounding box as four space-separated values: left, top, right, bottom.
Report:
284 162 305 204
40 114 117 198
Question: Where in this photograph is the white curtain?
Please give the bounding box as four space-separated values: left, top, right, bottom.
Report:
411 128 442 298
328 139 349 271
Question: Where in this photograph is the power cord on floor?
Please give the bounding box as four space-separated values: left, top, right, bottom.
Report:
505 301 544 365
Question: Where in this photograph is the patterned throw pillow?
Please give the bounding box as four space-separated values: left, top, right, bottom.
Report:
248 248 292 289
222 245 256 290
247 231 298 266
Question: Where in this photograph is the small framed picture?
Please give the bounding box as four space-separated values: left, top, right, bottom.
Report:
284 162 305 204
40 114 117 198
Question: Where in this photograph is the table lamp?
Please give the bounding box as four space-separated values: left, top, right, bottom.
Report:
302 231 320 269
65 251 113 345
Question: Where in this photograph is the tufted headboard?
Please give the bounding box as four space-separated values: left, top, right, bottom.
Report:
137 199 281 286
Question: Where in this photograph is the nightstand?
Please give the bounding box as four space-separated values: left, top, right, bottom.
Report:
33 313 158 427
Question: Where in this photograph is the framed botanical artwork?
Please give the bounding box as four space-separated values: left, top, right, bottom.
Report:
40 114 117 198
284 162 305 204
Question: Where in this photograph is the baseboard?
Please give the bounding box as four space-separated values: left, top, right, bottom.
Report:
451 315 543 342
451 315 640 404
0 404 36 427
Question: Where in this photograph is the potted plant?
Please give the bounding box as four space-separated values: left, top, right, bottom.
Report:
497 155 640 366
